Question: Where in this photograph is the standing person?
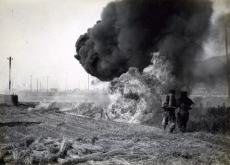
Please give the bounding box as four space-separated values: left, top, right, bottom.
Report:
177 91 194 132
161 89 177 133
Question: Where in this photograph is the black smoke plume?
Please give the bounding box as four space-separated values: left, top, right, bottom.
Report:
75 0 212 82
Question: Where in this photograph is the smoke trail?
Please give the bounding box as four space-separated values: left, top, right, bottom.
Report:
75 0 212 83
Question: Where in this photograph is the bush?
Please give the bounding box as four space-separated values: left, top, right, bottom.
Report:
69 102 104 119
187 106 230 134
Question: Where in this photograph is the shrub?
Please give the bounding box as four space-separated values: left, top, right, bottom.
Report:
187 106 230 134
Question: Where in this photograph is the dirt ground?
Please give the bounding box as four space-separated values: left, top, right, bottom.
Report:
0 105 230 165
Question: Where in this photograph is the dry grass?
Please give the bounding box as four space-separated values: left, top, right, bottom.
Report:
188 105 230 134
0 104 230 164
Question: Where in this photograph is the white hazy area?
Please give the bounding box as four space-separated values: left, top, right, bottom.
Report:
203 0 230 60
0 0 112 93
0 0 229 93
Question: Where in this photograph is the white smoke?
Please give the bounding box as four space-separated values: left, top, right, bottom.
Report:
203 0 230 59
211 0 230 21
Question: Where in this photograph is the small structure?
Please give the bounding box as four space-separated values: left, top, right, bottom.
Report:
0 94 18 106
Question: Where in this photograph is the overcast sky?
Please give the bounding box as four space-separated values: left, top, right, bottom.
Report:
0 0 112 92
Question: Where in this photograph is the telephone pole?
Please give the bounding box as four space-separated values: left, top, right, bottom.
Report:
30 75 33 92
40 80 42 91
7 57 13 94
46 76 49 92
36 79 39 93
88 74 90 91
225 16 230 98
65 73 68 92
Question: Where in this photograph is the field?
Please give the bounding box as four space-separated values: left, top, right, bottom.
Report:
0 103 230 165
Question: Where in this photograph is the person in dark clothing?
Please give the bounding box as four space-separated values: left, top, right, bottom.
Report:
177 91 194 132
161 89 177 133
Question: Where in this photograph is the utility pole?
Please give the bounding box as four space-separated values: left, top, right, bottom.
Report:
46 76 49 93
225 16 230 98
65 73 68 92
88 74 90 91
30 75 33 92
7 57 13 94
40 80 42 91
36 79 39 93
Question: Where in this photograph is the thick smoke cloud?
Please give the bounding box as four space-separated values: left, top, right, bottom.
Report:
75 0 212 82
